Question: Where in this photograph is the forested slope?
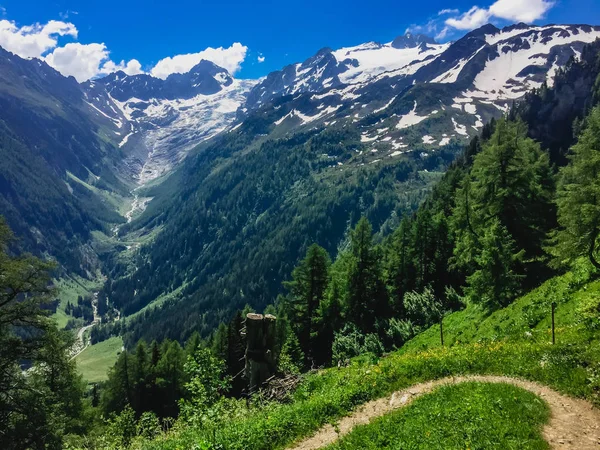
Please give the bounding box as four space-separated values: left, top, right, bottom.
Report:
0 47 127 274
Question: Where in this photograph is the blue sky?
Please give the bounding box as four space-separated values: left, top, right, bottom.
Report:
0 0 598 81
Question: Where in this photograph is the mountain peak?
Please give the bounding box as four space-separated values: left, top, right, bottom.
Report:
391 33 437 49
464 23 500 39
187 59 228 76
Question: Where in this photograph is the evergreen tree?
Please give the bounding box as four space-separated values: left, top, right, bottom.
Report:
154 340 186 419
466 219 525 309
184 332 202 358
0 216 84 449
150 340 161 367
551 106 600 269
452 119 555 307
211 322 228 361
385 219 413 316
226 311 246 395
102 351 132 415
283 244 331 365
346 218 389 333
312 278 343 366
277 323 305 374
132 341 149 414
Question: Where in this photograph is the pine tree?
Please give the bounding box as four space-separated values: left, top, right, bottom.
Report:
453 118 554 265
102 350 132 415
132 341 149 414
466 219 525 309
551 106 600 269
155 340 186 419
150 340 161 367
184 332 202 358
226 311 246 394
312 277 343 366
451 119 555 307
283 244 331 365
385 219 413 316
211 322 228 361
347 218 390 333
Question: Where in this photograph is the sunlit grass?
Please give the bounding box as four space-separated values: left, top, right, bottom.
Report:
326 382 550 450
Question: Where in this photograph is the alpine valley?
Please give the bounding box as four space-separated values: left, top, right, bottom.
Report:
1 22 600 345
6 5 600 447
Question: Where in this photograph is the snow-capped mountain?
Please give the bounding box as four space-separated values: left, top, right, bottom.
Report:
245 34 450 109
78 24 600 187
82 61 256 183
262 23 600 159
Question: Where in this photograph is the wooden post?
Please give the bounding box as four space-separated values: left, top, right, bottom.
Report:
440 316 444 346
244 313 277 392
551 301 556 345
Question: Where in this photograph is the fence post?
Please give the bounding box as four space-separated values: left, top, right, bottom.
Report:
551 301 556 345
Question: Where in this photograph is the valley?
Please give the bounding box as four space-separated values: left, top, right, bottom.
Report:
2 7 600 449
78 23 600 350
19 21 597 380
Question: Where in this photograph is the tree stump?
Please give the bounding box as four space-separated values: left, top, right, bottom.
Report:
245 313 277 392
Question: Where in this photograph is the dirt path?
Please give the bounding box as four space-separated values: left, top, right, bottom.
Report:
288 375 600 450
70 293 100 360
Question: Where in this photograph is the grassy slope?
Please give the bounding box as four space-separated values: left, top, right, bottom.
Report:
75 336 123 383
139 263 600 450
326 382 550 450
53 276 102 329
402 261 594 353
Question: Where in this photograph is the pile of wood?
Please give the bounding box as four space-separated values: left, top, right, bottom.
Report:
261 373 302 402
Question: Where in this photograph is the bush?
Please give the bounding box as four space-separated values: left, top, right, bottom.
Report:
332 324 384 363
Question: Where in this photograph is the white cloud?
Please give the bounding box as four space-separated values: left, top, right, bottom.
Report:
150 42 248 79
257 54 265 63
435 26 451 41
438 8 460 15
0 17 143 81
44 42 143 82
101 58 144 76
489 0 554 22
444 0 555 33
0 19 77 58
44 42 108 81
0 16 251 82
445 6 492 30
405 19 438 36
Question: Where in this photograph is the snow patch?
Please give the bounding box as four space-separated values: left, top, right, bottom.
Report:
396 101 429 130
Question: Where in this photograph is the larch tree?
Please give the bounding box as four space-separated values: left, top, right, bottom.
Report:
283 243 331 365
551 106 600 270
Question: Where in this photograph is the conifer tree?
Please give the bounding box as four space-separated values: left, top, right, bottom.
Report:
283 244 331 364
347 218 389 333
451 119 554 307
226 311 246 394
551 106 600 269
132 341 149 413
453 119 554 264
466 219 525 309
385 219 413 316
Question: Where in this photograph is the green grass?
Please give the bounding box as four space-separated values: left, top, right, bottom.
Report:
326 382 550 450
402 260 595 353
133 264 600 450
52 275 102 329
67 171 132 217
75 336 123 383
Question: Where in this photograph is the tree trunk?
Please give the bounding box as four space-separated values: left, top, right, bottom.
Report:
245 313 277 392
589 227 600 270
